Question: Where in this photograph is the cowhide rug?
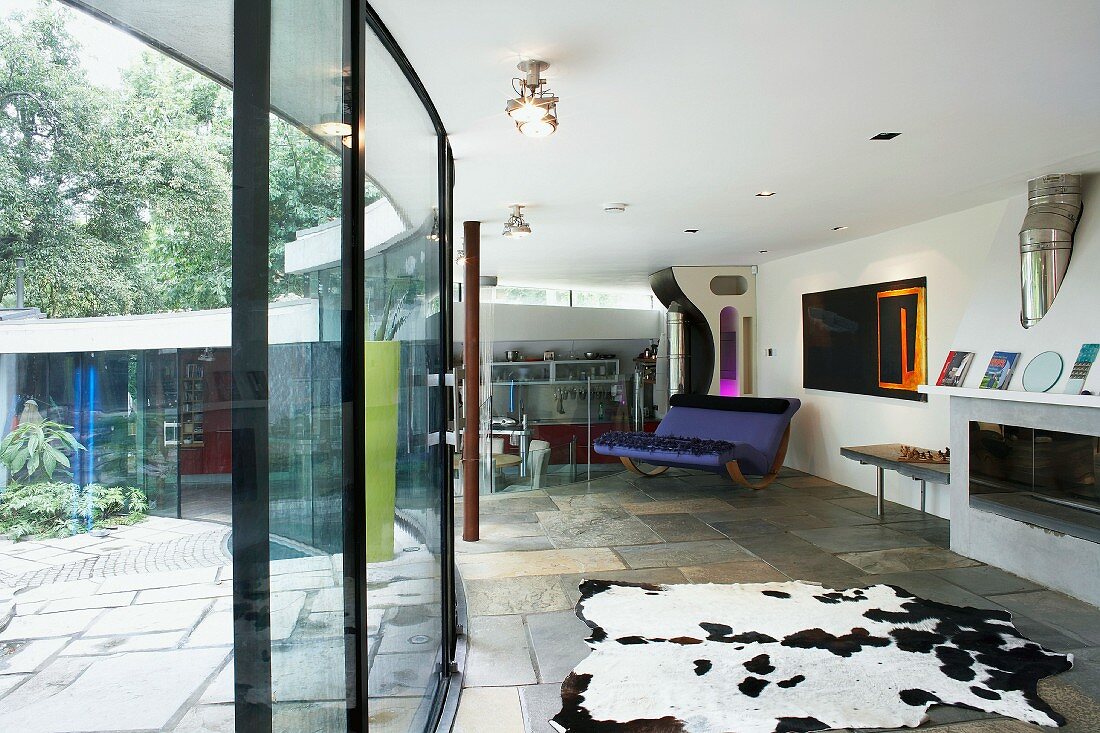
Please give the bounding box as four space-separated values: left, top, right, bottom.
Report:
551 580 1072 733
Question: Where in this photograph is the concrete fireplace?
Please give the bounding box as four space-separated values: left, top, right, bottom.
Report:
921 385 1100 606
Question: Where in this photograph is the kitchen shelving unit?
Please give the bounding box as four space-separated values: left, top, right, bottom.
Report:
489 358 619 384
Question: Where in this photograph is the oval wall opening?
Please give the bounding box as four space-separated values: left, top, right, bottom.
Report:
709 275 749 296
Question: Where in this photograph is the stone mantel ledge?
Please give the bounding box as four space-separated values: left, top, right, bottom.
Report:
919 384 1100 408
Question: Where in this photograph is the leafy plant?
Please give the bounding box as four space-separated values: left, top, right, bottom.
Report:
370 280 417 341
0 481 148 540
0 420 84 482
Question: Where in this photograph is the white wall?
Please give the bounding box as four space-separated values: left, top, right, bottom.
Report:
757 200 1009 517
667 266 758 396
952 176 1100 385
0 299 321 354
454 302 663 344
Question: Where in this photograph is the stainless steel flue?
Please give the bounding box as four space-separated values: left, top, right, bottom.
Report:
666 302 689 398
1019 174 1082 328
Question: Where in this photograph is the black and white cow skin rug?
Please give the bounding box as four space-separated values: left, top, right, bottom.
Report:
551 580 1072 733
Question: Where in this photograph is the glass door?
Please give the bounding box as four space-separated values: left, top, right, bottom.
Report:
362 20 450 732
140 349 180 518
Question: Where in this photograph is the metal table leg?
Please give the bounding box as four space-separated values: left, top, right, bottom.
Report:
519 431 529 478
920 480 927 514
876 467 885 518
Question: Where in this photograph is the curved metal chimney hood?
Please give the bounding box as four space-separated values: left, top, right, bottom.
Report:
1019 174 1082 328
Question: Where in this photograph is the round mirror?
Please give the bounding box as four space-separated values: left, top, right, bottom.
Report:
1022 351 1063 393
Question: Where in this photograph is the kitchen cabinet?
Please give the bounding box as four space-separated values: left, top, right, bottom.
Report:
489 358 619 384
532 420 660 464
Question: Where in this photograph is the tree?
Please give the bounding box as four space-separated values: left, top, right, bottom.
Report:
0 5 156 316
0 2 345 317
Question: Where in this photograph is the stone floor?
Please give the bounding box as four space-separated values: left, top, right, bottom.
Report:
0 517 231 591
451 467 1100 733
0 515 443 733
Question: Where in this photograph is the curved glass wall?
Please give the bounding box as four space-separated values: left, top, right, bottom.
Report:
0 2 453 732
361 23 449 732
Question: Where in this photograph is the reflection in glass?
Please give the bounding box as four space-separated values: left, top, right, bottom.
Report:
267 1 348 730
363 27 446 733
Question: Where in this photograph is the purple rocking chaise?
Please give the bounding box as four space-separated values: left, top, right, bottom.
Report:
593 394 800 489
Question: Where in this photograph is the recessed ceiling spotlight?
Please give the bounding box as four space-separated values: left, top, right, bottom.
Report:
502 204 531 239
603 203 627 214
683 229 699 234
755 191 776 197
870 132 901 140
832 225 849 231
506 60 559 138
758 250 769 254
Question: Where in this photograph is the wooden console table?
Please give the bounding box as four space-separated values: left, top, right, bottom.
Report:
840 443 950 517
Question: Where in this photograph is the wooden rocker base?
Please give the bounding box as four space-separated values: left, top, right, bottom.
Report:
620 424 792 491
725 461 778 490
726 423 791 490
620 457 670 476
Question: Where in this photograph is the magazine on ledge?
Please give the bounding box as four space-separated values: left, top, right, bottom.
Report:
936 351 975 387
979 351 1020 390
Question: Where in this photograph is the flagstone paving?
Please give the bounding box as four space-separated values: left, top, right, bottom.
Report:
0 517 231 590
453 467 1100 733
0 515 442 733
7 466 1100 732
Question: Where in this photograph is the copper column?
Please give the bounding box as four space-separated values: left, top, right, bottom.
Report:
462 221 481 542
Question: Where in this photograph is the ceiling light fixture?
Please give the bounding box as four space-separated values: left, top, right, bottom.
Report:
870 132 901 140
506 60 558 138
755 191 776 197
758 250 769 254
684 229 699 234
502 204 532 239
832 225 848 231
312 112 352 137
603 203 627 214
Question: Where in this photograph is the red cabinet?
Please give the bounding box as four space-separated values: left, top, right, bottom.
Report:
532 421 660 465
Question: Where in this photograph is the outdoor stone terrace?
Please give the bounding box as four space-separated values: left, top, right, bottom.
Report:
0 515 441 733
452 467 1100 733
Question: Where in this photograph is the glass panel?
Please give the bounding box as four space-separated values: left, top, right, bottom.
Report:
0 4 232 729
363 26 446 733
491 285 571 306
267 1 348 730
970 421 1100 541
572 290 655 310
140 350 181 517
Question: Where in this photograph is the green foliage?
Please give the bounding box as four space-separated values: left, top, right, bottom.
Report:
0 3 346 316
0 420 84 482
371 280 417 341
0 4 157 316
0 481 148 540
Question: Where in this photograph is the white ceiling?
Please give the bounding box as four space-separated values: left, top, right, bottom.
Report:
372 0 1100 291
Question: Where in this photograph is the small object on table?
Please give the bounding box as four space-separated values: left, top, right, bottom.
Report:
897 445 950 464
840 443 951 517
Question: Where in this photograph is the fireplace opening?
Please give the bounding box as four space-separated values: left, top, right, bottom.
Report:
969 421 1100 543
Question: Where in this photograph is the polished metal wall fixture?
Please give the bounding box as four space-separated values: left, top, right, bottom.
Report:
666 302 690 398
1020 173 1082 328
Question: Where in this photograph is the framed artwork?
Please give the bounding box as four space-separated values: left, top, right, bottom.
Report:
802 277 928 401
